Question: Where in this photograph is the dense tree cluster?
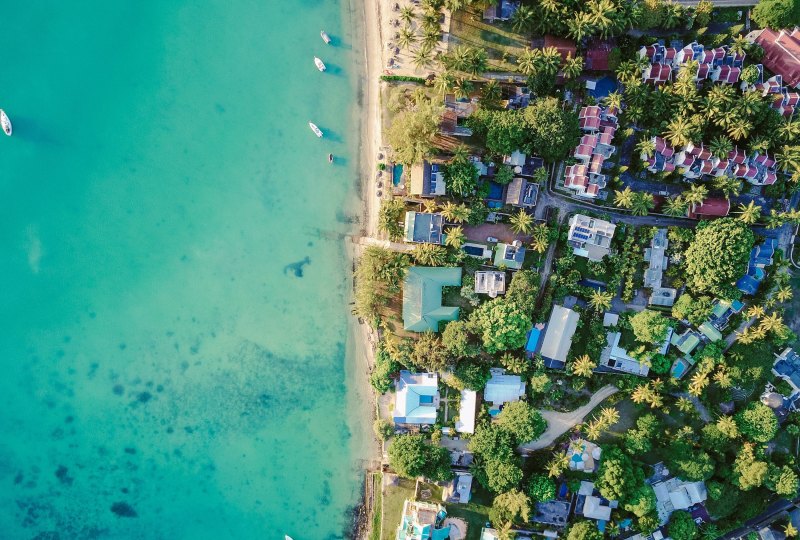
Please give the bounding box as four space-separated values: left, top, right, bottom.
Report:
685 219 754 298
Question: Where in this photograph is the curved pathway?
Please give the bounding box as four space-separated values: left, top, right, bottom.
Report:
519 385 619 452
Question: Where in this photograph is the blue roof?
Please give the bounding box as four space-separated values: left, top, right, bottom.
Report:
736 275 761 295
526 328 542 352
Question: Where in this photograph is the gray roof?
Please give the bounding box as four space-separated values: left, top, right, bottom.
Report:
404 211 444 244
540 305 579 366
505 177 538 207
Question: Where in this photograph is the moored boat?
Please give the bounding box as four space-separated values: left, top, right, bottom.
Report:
309 122 323 138
284 536 294 540
0 109 12 136
328 153 333 163
314 57 326 72
320 30 331 44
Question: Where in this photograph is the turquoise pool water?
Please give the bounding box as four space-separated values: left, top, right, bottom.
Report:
393 163 404 186
0 1 371 538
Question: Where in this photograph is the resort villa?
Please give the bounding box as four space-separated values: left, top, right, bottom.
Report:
404 212 445 244
540 305 580 369
504 176 539 208
484 368 526 411
494 241 526 270
474 270 506 298
402 266 462 332
396 499 451 540
567 214 616 261
651 477 708 525
598 332 651 377
442 472 474 504
394 371 440 426
576 481 617 527
409 161 446 198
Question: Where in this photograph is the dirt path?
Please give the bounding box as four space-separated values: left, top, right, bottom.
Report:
518 385 619 452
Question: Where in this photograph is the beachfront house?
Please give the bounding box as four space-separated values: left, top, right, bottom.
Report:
540 305 580 369
474 271 506 298
409 161 446 198
404 211 445 244
397 499 451 540
394 371 440 426
402 266 462 332
567 214 616 261
484 368 526 410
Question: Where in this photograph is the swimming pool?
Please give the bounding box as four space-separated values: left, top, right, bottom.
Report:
486 180 504 200
589 76 618 100
392 163 404 186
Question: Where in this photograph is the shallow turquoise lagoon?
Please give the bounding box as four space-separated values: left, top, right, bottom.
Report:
0 2 371 538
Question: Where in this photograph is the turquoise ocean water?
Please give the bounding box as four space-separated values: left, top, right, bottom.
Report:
0 2 371 538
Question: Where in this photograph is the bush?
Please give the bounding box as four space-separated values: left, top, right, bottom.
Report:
380 75 426 83
373 419 394 441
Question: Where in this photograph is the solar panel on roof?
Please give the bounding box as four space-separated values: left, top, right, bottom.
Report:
572 232 589 241
575 226 591 234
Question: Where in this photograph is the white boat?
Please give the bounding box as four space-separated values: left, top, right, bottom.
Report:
0 109 12 136
315 57 326 72
284 536 294 540
309 122 323 138
320 30 331 44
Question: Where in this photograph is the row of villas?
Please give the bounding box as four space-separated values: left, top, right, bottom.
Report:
644 136 779 187
638 41 745 85
563 105 620 199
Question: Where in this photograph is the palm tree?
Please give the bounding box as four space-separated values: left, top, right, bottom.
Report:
566 12 595 42
779 121 800 143
708 135 733 159
482 80 501 105
759 312 785 333
746 304 765 319
631 384 653 405
676 397 694 413
785 523 798 538
664 116 695 148
599 406 620 426
631 192 655 216
776 285 793 303
663 196 688 217
614 186 634 208
589 0 615 38
445 45 472 72
511 4 535 33
439 201 460 222
516 48 538 76
399 6 416 25
585 421 603 441
422 198 438 213
589 290 613 312
737 201 762 225
730 35 748 56
412 46 434 70
546 453 569 478
766 209 787 229
776 145 800 173
453 78 474 100
510 210 534 234
421 27 441 50
713 369 733 389
562 54 584 80
431 71 455 97
636 138 656 160
412 243 447 266
683 184 709 210
728 120 753 141
467 48 488 75
445 226 465 248
712 175 741 199
570 354 596 377
530 223 549 254
536 47 562 77
603 91 623 111
688 372 709 397
397 26 417 50
662 1 684 28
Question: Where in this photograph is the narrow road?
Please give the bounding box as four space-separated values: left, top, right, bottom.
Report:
672 392 713 423
518 385 619 452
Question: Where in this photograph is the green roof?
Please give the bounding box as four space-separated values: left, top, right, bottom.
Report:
699 321 723 342
671 330 701 355
403 266 463 332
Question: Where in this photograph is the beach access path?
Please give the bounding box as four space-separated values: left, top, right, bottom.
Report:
361 0 384 239
518 385 619 452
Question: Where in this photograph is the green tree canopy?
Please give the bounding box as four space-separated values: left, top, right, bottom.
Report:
451 359 491 391
685 219 754 298
387 98 442 165
388 434 454 481
567 520 604 540
520 97 581 162
466 108 527 156
441 320 480 359
482 458 524 493
444 153 479 197
505 269 540 315
630 309 672 344
496 401 547 444
736 402 779 443
470 299 532 353
489 489 531 528
733 443 769 491
527 474 556 503
669 510 699 540
752 0 800 30
671 294 714 326
595 446 643 504
624 484 657 518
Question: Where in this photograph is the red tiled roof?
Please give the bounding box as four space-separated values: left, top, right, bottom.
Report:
598 132 613 145
586 184 600 195
664 48 677 60
765 171 778 185
566 164 587 176
544 35 577 61
663 162 676 172
580 134 598 146
580 117 601 130
645 63 671 82
675 153 695 167
697 64 711 79
699 160 714 174
574 144 594 157
728 147 747 164
579 106 600 118
691 197 730 218
717 65 741 84
586 41 612 71
755 28 800 88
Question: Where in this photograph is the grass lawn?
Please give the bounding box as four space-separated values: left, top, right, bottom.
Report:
444 484 493 540
382 476 417 540
596 397 640 446
369 472 383 540
448 8 528 72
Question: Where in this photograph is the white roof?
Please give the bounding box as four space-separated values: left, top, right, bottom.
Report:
583 496 612 521
578 481 595 496
394 371 439 424
456 473 473 503
455 390 477 434
484 369 526 404
541 306 579 363
602 312 619 327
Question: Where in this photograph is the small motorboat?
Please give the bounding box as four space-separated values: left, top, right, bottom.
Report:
328 153 334 163
315 57 327 72
285 536 294 540
320 30 331 44
309 122 323 138
0 109 12 136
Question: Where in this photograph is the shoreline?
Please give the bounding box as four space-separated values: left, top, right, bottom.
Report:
348 0 385 536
